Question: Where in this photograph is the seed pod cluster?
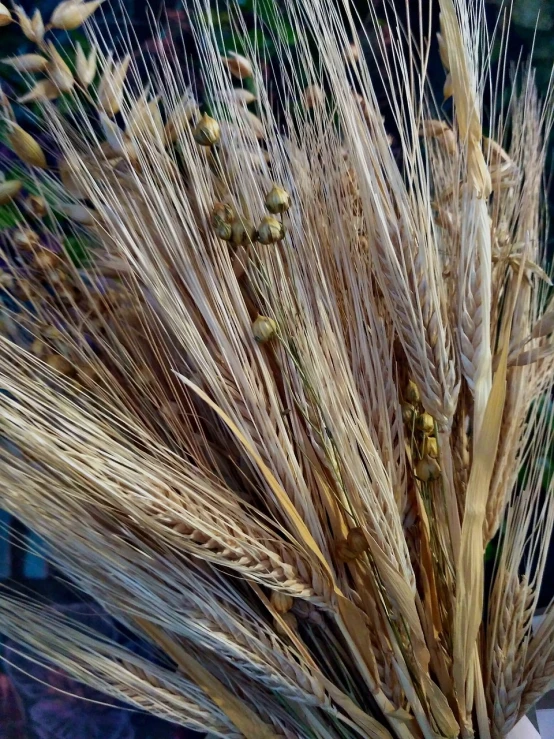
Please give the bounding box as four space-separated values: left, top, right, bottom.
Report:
402 379 441 483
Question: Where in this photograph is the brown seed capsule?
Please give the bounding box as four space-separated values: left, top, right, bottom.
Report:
193 114 220 146
45 353 75 377
274 612 297 636
257 215 285 245
336 540 358 562
401 403 415 425
347 527 369 555
415 456 441 482
230 218 257 246
271 591 294 614
25 195 47 218
416 412 435 435
214 220 233 241
405 380 420 405
252 315 277 344
424 436 439 459
0 179 22 205
211 202 235 228
265 185 291 215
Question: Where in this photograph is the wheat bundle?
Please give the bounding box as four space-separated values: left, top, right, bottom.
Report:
0 0 553 736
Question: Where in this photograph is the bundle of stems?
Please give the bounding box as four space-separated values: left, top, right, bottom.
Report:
0 0 554 736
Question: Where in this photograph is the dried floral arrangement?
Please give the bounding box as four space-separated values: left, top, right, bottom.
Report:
0 0 554 737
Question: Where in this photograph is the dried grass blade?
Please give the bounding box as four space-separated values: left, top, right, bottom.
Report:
136 619 281 739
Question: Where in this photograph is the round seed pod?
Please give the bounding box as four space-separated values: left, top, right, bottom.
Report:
416 412 435 435
214 220 233 241
265 185 291 214
252 315 277 344
415 456 441 482
193 114 220 146
401 403 415 425
271 591 293 614
336 540 358 562
231 218 257 246
274 612 297 636
257 215 285 245
424 436 439 459
347 527 368 555
405 380 420 405
211 202 235 228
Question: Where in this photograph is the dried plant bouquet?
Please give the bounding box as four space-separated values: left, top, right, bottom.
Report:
0 0 553 737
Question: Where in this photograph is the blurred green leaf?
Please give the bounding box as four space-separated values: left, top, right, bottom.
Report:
63 234 90 267
0 203 23 229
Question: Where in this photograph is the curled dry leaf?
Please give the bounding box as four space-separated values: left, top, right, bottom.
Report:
17 79 60 104
97 55 130 116
221 51 253 79
75 43 97 87
47 42 74 93
1 54 49 73
50 0 105 30
6 123 47 168
0 3 11 26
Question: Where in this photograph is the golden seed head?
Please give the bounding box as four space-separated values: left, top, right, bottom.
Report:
210 202 235 228
252 315 277 344
193 114 220 146
415 456 441 483
50 0 104 31
214 220 233 241
271 591 294 614
257 215 285 245
424 436 439 459
25 195 47 218
0 179 22 205
265 184 291 214
7 124 47 169
346 527 369 555
274 612 297 636
12 228 40 249
336 540 358 562
416 412 435 435
405 380 420 405
401 403 415 425
0 3 12 26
